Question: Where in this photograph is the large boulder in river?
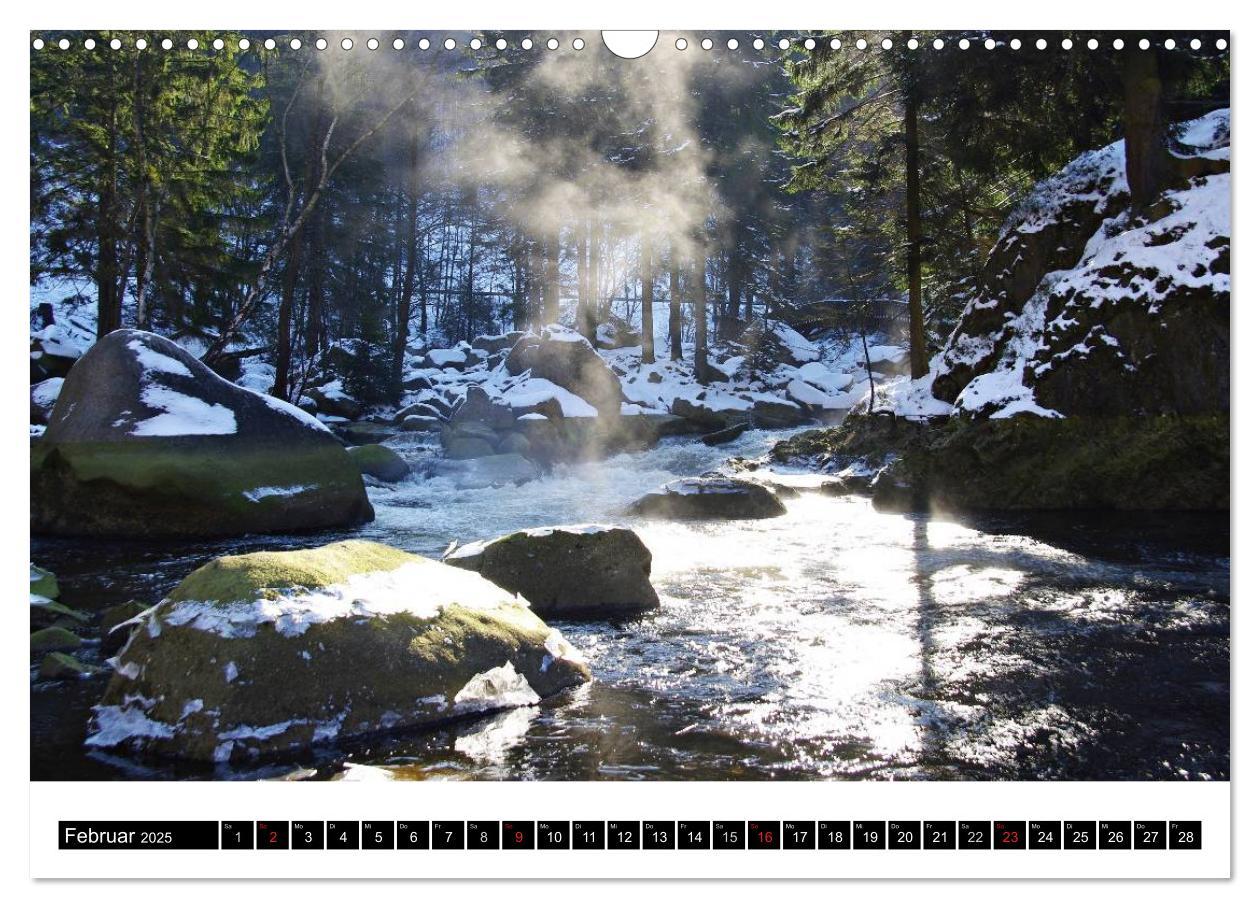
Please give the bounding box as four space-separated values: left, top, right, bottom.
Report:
506 325 624 418
347 444 409 482
86 540 590 763
445 525 659 619
31 330 373 538
628 477 787 520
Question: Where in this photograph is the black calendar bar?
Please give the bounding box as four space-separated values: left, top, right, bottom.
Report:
59 821 219 850
56 819 1203 851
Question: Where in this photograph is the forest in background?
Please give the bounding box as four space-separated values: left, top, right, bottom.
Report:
29 31 1229 406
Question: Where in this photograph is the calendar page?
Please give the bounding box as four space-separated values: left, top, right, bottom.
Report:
22 3 1235 887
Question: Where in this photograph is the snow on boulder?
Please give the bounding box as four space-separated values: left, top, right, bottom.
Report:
303 379 362 421
445 524 659 619
933 109 1230 419
31 329 373 538
786 378 861 412
738 319 820 367
498 377 598 419
30 322 87 379
627 476 787 520
771 321 821 363
422 344 472 370
30 377 63 425
86 540 590 762
505 324 624 418
795 362 854 393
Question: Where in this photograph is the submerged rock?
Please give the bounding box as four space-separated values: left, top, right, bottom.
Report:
426 453 541 489
628 477 788 520
31 330 373 538
445 525 659 620
347 444 410 483
701 424 748 446
87 540 590 763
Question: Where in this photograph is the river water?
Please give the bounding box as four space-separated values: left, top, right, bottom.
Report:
30 430 1230 781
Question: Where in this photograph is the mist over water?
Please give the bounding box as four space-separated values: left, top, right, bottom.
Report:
31 433 1229 782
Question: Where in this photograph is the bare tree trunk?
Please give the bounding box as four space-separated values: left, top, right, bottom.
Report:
904 79 929 380
96 93 122 339
640 235 655 365
135 197 159 328
690 245 710 384
668 244 683 361
1123 49 1169 210
393 119 422 389
543 228 560 325
575 222 590 339
271 233 303 398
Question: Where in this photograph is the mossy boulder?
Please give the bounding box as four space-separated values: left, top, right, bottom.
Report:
445 525 659 620
778 411 1228 512
31 626 81 652
40 652 101 681
86 540 590 763
628 477 787 520
30 564 59 600
31 599 92 631
347 444 410 483
31 330 373 538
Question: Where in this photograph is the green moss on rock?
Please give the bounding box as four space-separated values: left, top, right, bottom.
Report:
347 444 410 482
31 626 81 652
30 564 59 600
776 412 1228 512
88 540 590 763
39 652 100 681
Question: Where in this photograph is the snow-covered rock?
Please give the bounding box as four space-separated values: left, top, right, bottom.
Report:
928 108 1230 420
87 540 589 762
32 330 373 538
30 377 63 425
505 324 624 418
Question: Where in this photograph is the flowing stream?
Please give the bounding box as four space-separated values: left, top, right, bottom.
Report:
31 430 1229 781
